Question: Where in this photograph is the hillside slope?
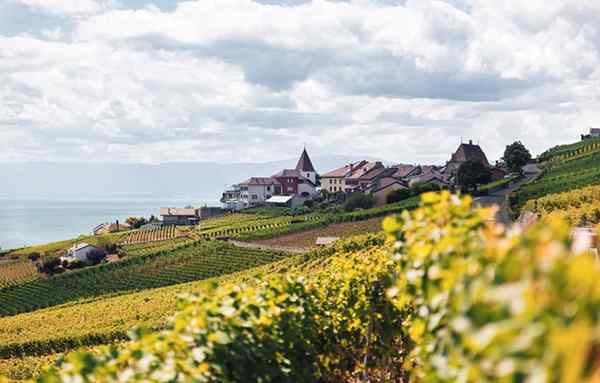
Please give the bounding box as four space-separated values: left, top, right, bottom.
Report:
25 192 600 382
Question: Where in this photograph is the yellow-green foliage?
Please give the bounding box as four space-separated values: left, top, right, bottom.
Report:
0 259 38 289
7 231 129 258
26 192 600 383
523 184 600 225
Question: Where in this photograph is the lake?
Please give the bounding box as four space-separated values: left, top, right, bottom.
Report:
0 195 218 250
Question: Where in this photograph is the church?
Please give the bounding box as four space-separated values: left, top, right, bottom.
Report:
221 148 319 210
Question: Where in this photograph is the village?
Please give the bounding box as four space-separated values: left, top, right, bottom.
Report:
94 139 511 233
54 139 517 267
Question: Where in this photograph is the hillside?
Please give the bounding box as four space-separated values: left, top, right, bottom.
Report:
514 138 600 209
7 192 599 382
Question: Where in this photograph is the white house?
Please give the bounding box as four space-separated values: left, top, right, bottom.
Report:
238 177 281 208
60 243 104 265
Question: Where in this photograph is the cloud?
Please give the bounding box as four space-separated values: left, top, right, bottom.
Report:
0 0 599 166
11 0 103 16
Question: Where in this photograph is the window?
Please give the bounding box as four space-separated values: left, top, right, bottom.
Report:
251 194 258 200
267 186 271 191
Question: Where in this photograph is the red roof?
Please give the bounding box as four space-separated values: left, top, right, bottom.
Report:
370 177 408 193
295 148 316 173
321 161 368 178
272 169 303 178
450 142 490 167
239 177 279 186
391 164 418 178
347 162 384 180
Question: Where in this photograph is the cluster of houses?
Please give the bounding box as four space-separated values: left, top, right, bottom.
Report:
90 140 506 236
220 140 507 211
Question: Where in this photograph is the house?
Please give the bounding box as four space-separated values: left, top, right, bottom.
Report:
368 177 409 206
581 128 600 140
321 160 368 194
444 140 491 183
160 207 199 226
237 177 281 208
389 164 420 180
60 243 104 265
271 169 317 198
321 161 388 194
345 162 388 192
221 148 319 210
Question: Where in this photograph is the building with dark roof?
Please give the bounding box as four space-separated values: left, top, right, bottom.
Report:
444 140 491 182
221 148 319 210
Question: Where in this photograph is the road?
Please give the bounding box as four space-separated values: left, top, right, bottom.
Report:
474 166 541 225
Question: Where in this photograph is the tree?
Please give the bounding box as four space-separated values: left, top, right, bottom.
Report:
342 192 375 212
457 160 492 191
386 188 412 204
126 217 148 229
503 141 532 173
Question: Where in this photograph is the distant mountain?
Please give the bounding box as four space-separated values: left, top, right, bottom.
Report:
0 155 383 203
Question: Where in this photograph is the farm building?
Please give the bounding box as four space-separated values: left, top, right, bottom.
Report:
60 243 105 265
160 207 199 226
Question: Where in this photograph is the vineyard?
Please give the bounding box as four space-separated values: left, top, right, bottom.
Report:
522 184 600 225
514 148 600 208
0 242 290 318
119 226 180 245
538 136 600 163
0 236 382 373
6 231 130 258
26 192 600 382
0 259 39 289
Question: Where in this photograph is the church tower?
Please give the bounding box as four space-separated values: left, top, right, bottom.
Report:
295 147 318 185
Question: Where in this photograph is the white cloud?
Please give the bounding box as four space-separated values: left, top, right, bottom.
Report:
13 0 103 16
1 0 600 165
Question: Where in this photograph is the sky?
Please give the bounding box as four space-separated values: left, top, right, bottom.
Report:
1 0 599 165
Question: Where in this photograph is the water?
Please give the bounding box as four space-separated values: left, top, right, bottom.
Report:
0 195 219 250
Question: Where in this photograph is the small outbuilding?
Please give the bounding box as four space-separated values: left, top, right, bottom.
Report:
315 237 339 246
265 195 295 208
60 243 105 265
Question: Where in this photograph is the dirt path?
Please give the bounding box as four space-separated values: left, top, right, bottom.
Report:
228 240 310 254
248 217 384 249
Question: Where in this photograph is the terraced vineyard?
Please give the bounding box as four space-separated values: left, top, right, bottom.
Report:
0 242 290 317
0 236 382 369
121 236 196 257
514 144 600 209
0 259 39 289
119 226 180 245
7 231 130 258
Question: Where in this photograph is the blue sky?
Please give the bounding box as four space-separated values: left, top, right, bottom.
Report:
1 0 599 164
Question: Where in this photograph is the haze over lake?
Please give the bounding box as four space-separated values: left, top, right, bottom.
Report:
0 155 369 250
0 195 216 250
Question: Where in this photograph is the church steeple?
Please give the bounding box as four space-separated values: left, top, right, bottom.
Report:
295 147 317 184
295 147 316 173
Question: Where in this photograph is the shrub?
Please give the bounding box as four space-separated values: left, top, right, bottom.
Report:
386 188 412 204
36 256 61 275
342 192 375 212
